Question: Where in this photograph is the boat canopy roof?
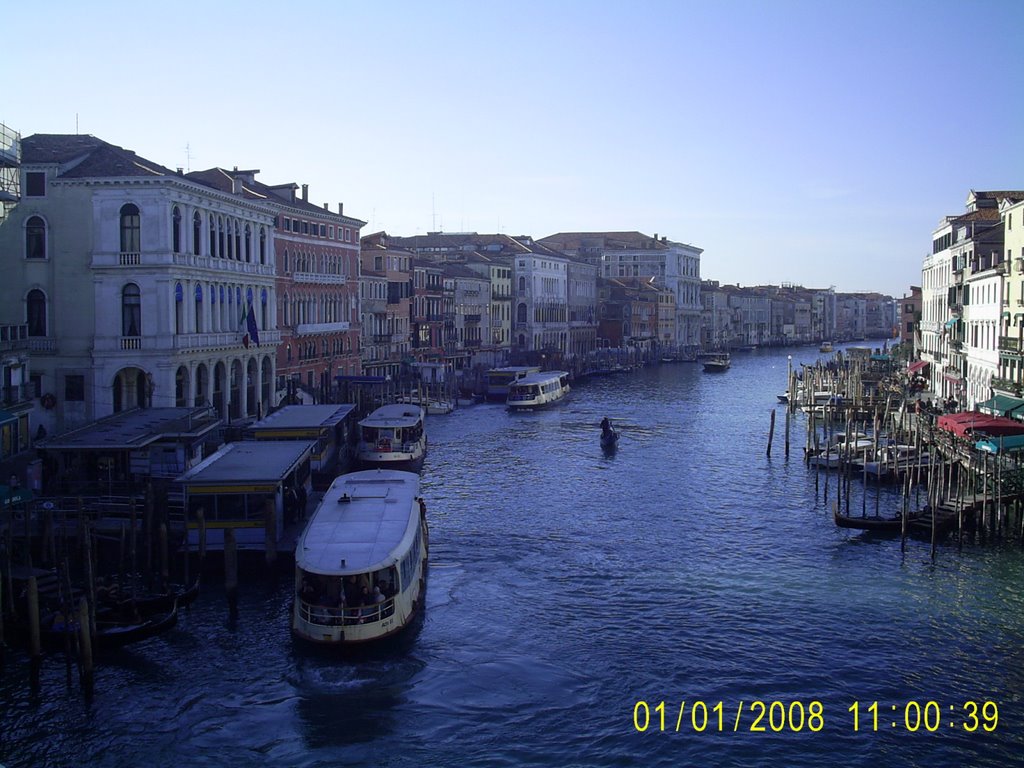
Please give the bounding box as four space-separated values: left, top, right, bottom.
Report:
250 404 355 431
511 371 569 387
296 469 420 575
358 403 425 428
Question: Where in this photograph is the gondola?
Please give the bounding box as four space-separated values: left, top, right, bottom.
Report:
97 578 200 619
12 600 179 651
833 507 923 532
600 417 619 451
600 429 619 450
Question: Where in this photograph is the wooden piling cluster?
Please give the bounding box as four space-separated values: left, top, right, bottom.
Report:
795 351 1024 550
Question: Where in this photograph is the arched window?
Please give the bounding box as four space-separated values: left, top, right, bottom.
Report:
261 288 268 329
25 216 46 259
209 215 217 257
218 216 225 259
122 283 141 336
195 284 203 332
283 248 289 273
234 221 241 260
193 211 202 255
226 218 234 260
172 206 182 253
119 203 140 253
517 303 527 323
259 226 267 264
27 289 47 336
518 276 526 293
245 224 252 263
174 283 184 335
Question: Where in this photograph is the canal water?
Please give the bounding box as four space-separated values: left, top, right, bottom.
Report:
3 345 1024 767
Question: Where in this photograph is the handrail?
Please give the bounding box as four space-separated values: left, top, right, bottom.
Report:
299 597 395 626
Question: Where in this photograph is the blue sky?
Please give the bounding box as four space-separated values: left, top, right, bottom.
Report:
5 0 1023 297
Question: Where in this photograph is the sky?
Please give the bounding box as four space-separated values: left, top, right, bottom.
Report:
5 0 1024 297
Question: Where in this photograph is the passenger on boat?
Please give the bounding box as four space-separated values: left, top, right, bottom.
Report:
600 416 610 433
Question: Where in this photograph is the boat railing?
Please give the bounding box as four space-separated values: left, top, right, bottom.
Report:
298 597 396 627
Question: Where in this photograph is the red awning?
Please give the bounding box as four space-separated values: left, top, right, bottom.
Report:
907 360 929 375
937 412 1024 438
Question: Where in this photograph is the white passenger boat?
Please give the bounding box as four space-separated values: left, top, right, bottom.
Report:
820 341 834 353
506 371 571 410
356 404 426 472
484 366 541 401
291 469 428 646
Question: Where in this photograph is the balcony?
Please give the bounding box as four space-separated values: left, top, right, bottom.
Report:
293 272 347 285
991 377 1023 396
28 337 56 354
464 338 482 349
0 324 28 351
295 321 351 335
999 336 1022 355
463 314 482 324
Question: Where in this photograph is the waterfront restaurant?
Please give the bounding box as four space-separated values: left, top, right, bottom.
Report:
173 439 313 552
246 404 357 483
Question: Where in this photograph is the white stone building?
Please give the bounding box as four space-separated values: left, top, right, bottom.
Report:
0 134 279 433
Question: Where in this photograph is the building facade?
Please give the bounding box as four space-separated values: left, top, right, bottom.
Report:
0 135 280 432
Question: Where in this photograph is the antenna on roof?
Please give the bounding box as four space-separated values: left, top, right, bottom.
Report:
75 113 79 135
184 142 195 173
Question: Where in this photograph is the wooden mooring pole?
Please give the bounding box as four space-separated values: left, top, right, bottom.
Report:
78 597 94 697
264 498 278 567
27 575 41 690
766 409 776 458
224 528 238 616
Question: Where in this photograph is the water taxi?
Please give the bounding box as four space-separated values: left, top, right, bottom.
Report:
356 404 426 472
819 341 833 353
507 371 571 410
292 469 428 646
484 365 541 401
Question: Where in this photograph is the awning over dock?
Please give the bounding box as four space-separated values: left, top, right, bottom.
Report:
174 440 314 490
39 407 221 451
248 404 355 437
976 394 1024 419
975 434 1024 454
937 411 1024 438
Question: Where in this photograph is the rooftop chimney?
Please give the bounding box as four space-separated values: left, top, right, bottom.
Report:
176 167 183 176
323 203 329 211
338 202 344 216
302 184 308 202
232 177 243 195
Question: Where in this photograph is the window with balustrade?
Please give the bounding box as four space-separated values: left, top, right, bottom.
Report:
120 204 140 254
27 289 47 337
122 284 141 337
